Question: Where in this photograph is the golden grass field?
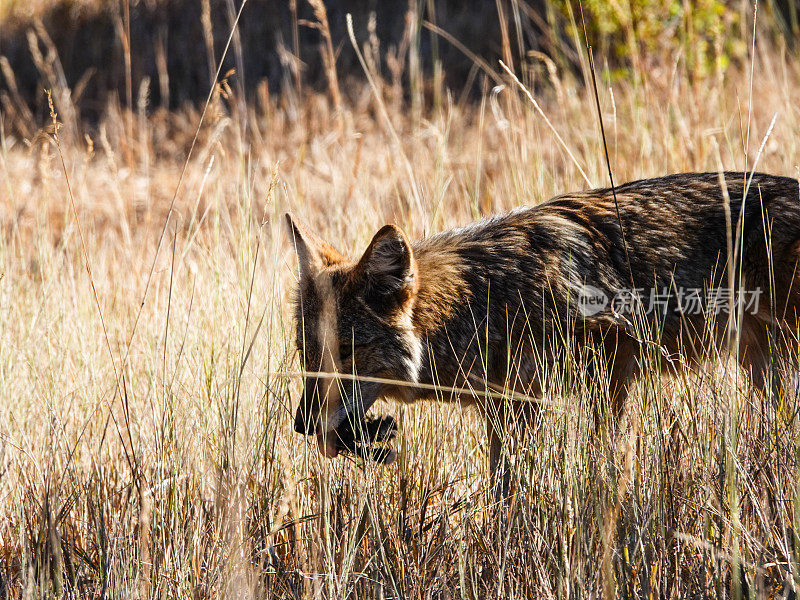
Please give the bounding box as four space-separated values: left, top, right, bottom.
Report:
2 2 800 598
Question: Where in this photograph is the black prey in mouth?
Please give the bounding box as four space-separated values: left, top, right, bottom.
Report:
333 414 398 465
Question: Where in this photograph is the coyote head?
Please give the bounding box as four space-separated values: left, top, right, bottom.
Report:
284 213 422 458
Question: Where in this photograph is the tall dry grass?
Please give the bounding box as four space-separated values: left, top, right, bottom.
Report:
1 4 800 598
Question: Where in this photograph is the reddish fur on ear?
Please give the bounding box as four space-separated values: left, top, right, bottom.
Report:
284 213 346 275
353 224 418 303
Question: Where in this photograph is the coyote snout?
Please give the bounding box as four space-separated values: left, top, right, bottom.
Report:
292 377 321 434
286 172 800 498
292 375 344 457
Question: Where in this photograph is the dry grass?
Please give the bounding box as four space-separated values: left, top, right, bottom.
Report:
0 0 104 21
1 5 800 598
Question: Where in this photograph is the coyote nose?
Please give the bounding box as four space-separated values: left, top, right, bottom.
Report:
294 408 315 435
294 381 319 435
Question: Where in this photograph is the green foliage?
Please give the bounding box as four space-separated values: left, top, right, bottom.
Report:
558 0 746 78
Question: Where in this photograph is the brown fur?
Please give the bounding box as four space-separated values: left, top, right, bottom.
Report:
286 172 800 496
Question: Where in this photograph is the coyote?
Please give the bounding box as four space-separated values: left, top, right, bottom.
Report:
286 172 800 494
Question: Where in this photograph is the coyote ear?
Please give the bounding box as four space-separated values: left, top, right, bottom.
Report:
284 213 345 277
356 225 417 304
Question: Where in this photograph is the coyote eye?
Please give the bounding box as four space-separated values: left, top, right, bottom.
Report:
339 344 354 361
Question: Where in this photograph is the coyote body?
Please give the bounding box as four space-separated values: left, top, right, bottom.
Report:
286 172 800 478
